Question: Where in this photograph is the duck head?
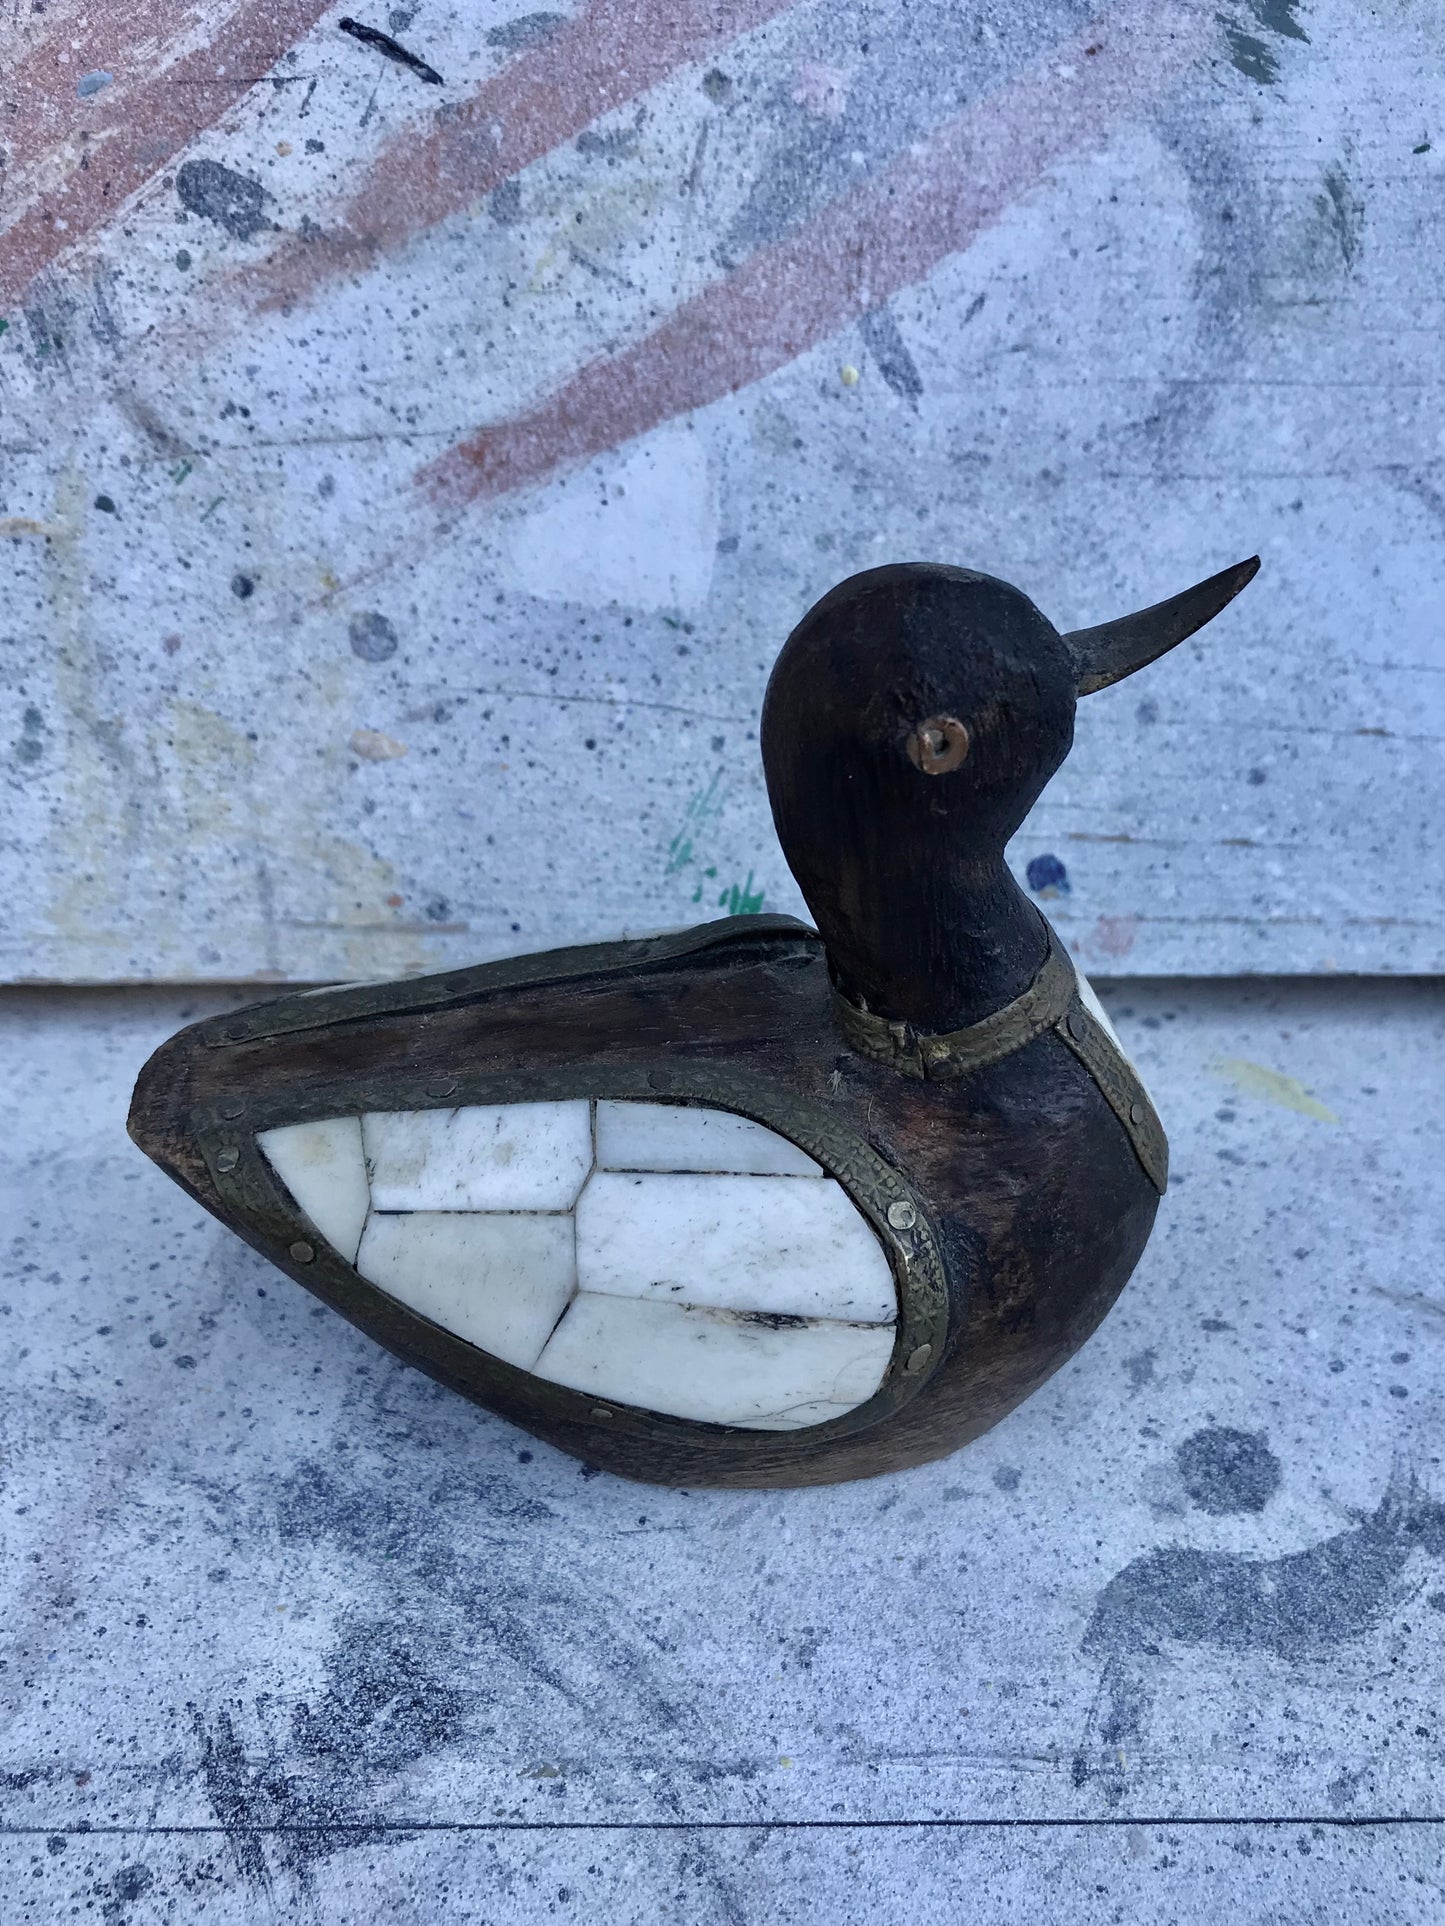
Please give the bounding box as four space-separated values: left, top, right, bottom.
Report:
762 556 1258 1030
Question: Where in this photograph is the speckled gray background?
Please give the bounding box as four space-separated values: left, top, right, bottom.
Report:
4 3 1444 1919
2 980 1443 1919
2 0 1441 982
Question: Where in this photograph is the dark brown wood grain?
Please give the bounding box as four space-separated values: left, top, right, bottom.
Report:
129 917 1157 1487
128 557 1261 1485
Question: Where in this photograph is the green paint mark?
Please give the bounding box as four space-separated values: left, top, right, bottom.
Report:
690 864 717 904
171 459 193 486
200 495 224 521
1414 140 1431 155
717 870 765 916
665 769 726 876
1212 1057 1338 1123
0 319 8 338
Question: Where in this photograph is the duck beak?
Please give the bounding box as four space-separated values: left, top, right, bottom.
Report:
1062 556 1260 695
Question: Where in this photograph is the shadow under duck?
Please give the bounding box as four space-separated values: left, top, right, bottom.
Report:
129 554 1258 1487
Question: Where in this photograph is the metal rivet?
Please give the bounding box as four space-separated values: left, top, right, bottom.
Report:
215 1146 240 1172
1067 1011 1087 1040
905 1343 933 1373
224 1021 249 1042
426 1078 458 1099
647 1071 671 1092
1129 1101 1147 1125
218 1099 245 1120
289 1240 315 1263
887 1200 917 1230
591 1406 613 1420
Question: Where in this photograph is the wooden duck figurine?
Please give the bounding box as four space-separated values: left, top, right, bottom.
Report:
129 554 1258 1488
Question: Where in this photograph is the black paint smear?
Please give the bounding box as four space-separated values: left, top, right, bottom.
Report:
175 159 270 241
338 16 443 85
859 306 924 406
1175 1425 1281 1514
485 12 565 53
1072 1465 1445 1805
100 1863 154 1926
1220 0 1311 88
348 609 398 661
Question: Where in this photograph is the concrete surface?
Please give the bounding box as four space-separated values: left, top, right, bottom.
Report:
3 0 1443 982
2 976 1442 1920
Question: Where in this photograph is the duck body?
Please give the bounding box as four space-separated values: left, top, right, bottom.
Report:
130 909 1160 1487
129 554 1256 1487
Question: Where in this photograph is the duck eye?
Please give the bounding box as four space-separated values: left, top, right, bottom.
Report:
905 714 970 776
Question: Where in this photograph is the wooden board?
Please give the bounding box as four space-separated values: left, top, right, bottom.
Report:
1 0 1441 982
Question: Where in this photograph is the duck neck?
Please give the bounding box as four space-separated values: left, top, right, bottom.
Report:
822 861 1050 1034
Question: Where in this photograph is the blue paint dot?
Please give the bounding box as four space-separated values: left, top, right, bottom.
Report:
76 69 113 97
1026 852 1070 896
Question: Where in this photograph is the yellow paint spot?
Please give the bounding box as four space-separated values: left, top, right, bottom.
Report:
778 1756 794 1768
1213 1058 1338 1123
0 515 65 538
349 727 408 762
839 363 860 387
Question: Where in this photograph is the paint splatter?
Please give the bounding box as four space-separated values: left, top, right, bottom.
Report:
859 306 923 405
348 611 399 662
338 16 444 85
1175 1426 1281 1515
1220 0 1309 87
1123 1347 1157 1394
1089 913 1137 959
718 870 765 915
1212 1057 1338 1123
485 11 566 53
1026 852 1070 897
665 771 727 878
350 727 408 761
1073 1465 1445 1805
76 70 114 98
176 160 271 241
420 3 1211 507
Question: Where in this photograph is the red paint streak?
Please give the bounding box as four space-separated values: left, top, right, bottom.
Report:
250 0 791 313
0 0 337 307
420 2 1210 507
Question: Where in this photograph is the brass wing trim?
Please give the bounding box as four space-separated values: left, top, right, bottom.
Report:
832 931 1167 1193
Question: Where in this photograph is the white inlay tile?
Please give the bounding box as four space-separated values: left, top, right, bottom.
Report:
1075 968 1134 1061
574 1172 896 1323
363 1101 593 1212
355 1211 576 1370
532 1294 894 1429
258 1117 369 1264
595 1100 822 1176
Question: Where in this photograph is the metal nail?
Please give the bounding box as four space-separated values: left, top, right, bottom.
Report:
905 1344 932 1373
215 1147 240 1172
887 1200 917 1230
289 1240 315 1263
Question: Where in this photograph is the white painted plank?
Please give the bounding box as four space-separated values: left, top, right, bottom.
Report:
0 0 1439 980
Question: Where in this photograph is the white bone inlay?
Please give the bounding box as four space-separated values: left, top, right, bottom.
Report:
258 1117 369 1264
355 1212 576 1370
364 1101 592 1212
265 1099 902 1432
531 1293 895 1429
595 1100 822 1176
575 1172 896 1323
